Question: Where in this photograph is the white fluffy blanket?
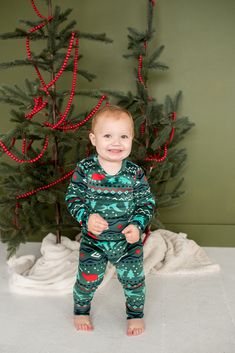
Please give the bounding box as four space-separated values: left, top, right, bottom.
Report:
7 230 220 295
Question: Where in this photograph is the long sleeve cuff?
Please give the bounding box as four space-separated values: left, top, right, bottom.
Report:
129 220 145 235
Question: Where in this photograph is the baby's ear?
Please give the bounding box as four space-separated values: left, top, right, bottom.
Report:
89 132 96 146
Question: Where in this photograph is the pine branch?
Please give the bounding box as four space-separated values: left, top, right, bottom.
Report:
147 61 169 70
0 59 49 71
0 28 47 40
77 31 113 43
59 20 77 37
0 85 32 103
0 97 24 107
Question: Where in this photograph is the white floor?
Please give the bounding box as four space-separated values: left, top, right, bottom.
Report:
1 243 235 353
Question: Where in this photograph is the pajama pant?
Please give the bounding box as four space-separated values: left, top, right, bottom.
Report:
73 235 146 319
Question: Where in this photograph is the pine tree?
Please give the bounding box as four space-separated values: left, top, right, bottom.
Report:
118 0 194 232
0 0 194 258
0 0 112 257
78 0 194 234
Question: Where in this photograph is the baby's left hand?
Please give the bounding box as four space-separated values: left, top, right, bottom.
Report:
122 224 140 244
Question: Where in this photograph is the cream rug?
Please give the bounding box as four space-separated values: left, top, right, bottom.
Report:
7 230 220 295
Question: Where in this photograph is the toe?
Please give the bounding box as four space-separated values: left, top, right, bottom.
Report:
127 328 133 336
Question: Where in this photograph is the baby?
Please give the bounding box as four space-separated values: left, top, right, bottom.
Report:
65 105 155 336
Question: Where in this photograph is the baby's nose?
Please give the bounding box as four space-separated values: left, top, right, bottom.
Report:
112 137 121 145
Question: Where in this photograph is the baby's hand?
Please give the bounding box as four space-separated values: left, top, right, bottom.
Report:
87 213 109 235
122 224 140 244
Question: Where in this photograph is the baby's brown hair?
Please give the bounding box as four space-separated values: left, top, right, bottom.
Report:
91 105 134 135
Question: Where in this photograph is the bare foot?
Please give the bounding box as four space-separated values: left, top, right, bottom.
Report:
127 318 145 336
74 315 93 331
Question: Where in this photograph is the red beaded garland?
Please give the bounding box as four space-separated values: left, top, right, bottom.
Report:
16 169 74 200
26 139 34 152
26 31 76 120
138 55 146 87
42 32 76 92
2 2 109 205
169 111 176 143
56 95 107 131
22 137 26 155
44 37 79 129
25 99 48 119
145 144 168 162
0 136 49 164
31 0 47 19
26 22 50 94
140 122 145 135
145 111 176 162
10 138 16 149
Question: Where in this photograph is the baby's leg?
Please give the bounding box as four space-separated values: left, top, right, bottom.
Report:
73 237 107 331
115 240 146 336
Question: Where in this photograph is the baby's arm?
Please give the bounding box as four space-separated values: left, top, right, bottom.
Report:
128 167 156 236
65 163 90 226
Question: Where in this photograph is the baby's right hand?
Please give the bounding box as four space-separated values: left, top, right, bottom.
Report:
87 213 109 235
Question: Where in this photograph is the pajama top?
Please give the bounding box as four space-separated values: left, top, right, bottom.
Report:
65 154 156 241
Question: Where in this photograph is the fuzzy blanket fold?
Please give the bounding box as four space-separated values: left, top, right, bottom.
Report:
7 230 220 295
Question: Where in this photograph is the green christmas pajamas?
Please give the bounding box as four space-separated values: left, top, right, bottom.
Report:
65 154 155 319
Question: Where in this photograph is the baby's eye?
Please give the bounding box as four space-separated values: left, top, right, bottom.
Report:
121 135 129 139
103 134 111 138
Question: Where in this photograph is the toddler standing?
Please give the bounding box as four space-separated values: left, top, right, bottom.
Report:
65 105 155 336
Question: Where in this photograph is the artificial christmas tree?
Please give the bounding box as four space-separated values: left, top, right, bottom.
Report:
0 0 111 257
79 0 194 236
0 0 194 261
3 1 212 298
118 0 195 233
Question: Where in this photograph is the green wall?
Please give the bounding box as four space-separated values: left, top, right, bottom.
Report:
0 0 234 246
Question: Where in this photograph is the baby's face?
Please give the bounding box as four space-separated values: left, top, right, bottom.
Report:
89 113 133 164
